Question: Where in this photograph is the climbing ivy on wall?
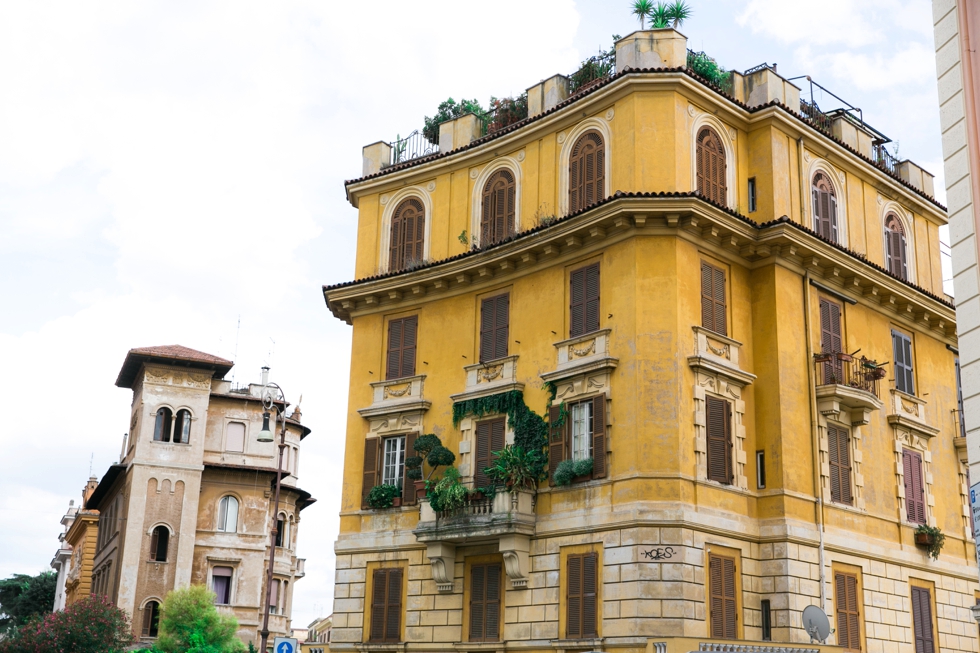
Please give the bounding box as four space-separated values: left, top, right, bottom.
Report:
452 390 550 481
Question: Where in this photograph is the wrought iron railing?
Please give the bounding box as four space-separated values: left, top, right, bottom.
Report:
799 99 833 136
872 142 900 176
387 130 438 167
435 492 494 519
743 62 777 76
813 352 885 399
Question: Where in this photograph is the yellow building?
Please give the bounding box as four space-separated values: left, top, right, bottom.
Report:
323 29 977 653
62 478 101 607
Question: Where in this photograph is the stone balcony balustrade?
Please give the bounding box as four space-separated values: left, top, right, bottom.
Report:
540 328 618 386
414 488 536 592
449 355 522 403
886 388 939 439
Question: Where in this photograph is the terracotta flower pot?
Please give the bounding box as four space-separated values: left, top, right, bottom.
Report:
414 480 427 496
915 532 935 546
392 497 402 508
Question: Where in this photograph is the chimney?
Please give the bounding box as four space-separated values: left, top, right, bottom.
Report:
83 476 99 503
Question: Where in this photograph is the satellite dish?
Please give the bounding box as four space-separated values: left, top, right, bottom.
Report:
802 605 831 643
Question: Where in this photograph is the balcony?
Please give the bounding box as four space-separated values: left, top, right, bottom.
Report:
541 328 618 385
357 374 430 420
295 558 306 578
886 389 939 439
813 352 884 425
415 489 536 591
450 355 523 403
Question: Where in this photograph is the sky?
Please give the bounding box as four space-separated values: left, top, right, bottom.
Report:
0 0 951 630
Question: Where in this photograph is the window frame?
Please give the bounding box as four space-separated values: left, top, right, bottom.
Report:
367 566 404 643
564 551 599 639
891 329 915 396
828 424 854 506
549 394 607 484
910 582 937 653
172 409 192 444
381 435 406 488
903 448 927 525
479 293 510 363
568 130 606 214
812 171 840 243
387 197 426 273
141 600 160 638
467 561 503 642
700 260 728 337
216 495 239 533
696 126 729 207
385 315 419 381
884 213 909 280
211 566 234 605
747 177 757 213
149 525 170 562
569 262 600 338
833 568 863 652
705 394 733 485
480 169 517 246
707 551 739 639
153 407 173 443
225 421 246 453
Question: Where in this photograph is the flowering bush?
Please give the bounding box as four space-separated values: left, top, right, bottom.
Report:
0 594 134 653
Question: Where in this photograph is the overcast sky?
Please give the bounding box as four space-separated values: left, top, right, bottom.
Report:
0 0 950 630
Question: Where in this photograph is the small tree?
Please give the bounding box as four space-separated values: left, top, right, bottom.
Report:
155 585 245 653
0 595 134 653
405 434 456 483
422 98 485 146
0 571 57 635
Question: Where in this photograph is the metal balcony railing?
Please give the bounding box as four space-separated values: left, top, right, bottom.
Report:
388 130 438 166
813 352 885 399
873 142 900 176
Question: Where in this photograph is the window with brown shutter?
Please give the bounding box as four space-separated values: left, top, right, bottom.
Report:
569 131 605 213
386 316 418 380
892 329 915 395
705 395 732 484
828 426 853 505
700 261 727 336
566 552 598 639
141 600 160 638
696 127 728 206
481 170 516 246
911 585 935 653
402 432 417 505
569 263 600 338
812 173 839 243
903 449 927 525
884 214 908 280
362 438 378 509
370 568 402 643
819 298 843 384
549 396 608 483
474 418 506 489
708 553 737 639
149 526 169 562
835 572 861 651
480 294 509 363
388 198 425 272
469 563 501 642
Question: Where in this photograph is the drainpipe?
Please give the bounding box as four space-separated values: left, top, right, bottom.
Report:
803 270 828 613
798 136 807 225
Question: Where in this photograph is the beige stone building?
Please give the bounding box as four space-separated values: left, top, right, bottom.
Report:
79 345 314 646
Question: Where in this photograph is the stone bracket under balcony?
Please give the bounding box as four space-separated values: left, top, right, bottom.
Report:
816 383 884 426
415 490 535 591
687 327 756 387
541 329 618 384
449 356 523 403
357 374 431 420
886 389 939 439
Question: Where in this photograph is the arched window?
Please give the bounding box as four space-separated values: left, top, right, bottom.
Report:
275 514 288 548
389 198 425 272
173 409 191 444
884 214 908 280
569 131 605 213
149 526 169 562
812 172 839 243
216 496 238 533
481 169 516 246
141 600 160 638
696 127 727 206
153 408 173 442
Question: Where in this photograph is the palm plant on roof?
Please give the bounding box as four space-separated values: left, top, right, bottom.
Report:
666 0 692 28
631 0 655 30
649 3 671 28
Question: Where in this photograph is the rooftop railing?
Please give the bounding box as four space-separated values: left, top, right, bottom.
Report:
387 130 439 167
813 352 885 399
872 142 901 176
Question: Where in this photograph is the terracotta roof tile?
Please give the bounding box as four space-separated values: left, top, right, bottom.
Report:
116 344 234 388
128 345 233 366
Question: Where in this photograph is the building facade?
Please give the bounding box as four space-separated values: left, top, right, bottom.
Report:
324 28 980 653
76 345 313 647
303 615 332 653
933 0 980 579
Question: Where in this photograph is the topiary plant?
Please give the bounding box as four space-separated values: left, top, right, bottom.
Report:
367 484 401 509
406 434 457 482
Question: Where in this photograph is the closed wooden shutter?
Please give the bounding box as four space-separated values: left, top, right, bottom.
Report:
389 198 425 272
885 216 908 280
474 418 506 489
911 586 935 653
370 568 402 642
709 554 737 639
706 395 732 484
481 170 516 246
570 263 600 338
480 294 509 362
700 261 727 336
812 174 839 243
819 299 843 383
566 552 597 638
149 528 159 561
591 396 607 478
569 132 605 213
402 431 417 504
696 128 728 206
892 330 914 395
386 316 418 380
835 572 861 650
903 449 926 524
469 563 501 641
362 439 378 509
549 404 565 479
828 426 853 505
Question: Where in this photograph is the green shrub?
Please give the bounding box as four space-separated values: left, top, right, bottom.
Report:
687 51 732 92
485 446 538 491
552 460 576 487
0 571 57 635
367 484 401 509
155 585 245 653
422 98 485 146
573 457 594 477
429 467 468 512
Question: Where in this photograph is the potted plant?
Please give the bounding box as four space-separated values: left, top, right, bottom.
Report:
406 434 456 496
552 458 594 487
914 524 945 560
366 484 402 510
428 466 468 513
484 446 539 492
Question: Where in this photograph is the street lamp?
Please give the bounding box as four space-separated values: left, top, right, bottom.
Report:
257 368 289 652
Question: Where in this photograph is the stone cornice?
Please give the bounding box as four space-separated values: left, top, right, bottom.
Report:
324 195 956 344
